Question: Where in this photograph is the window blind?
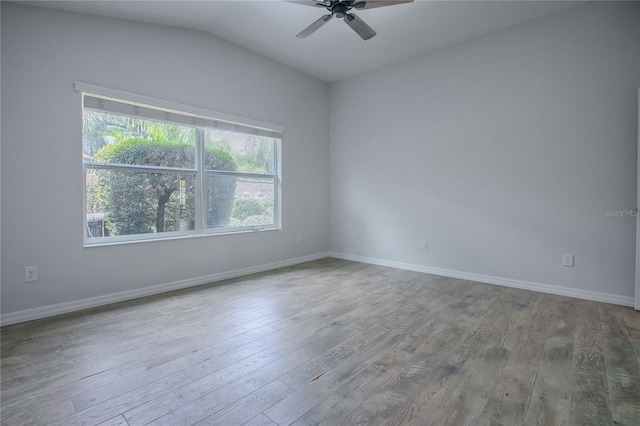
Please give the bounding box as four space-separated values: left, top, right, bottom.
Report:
75 82 284 139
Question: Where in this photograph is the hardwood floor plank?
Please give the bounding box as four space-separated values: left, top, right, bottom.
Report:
140 324 279 369
433 293 538 426
600 304 640 425
523 297 576 426
241 413 278 426
125 367 283 426
290 348 412 426
475 293 555 426
335 286 504 425
568 300 614 426
336 286 507 425
125 320 365 425
381 291 526 426
279 318 401 390
72 358 191 411
95 415 129 426
3 263 366 390
182 320 363 382
397 280 474 353
1 335 191 403
600 305 640 378
1 259 638 426
264 299 434 425
163 291 395 384
49 372 192 426
265 330 401 425
0 360 148 424
0 393 76 426
607 375 640 426
150 379 293 426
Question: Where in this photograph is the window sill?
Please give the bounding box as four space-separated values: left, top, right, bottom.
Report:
83 226 282 248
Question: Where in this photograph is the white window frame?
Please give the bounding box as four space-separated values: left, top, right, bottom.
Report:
77 82 283 247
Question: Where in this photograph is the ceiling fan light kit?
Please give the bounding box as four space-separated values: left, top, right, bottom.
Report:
293 0 413 40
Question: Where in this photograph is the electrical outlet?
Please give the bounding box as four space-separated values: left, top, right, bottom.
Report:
25 266 38 282
417 240 427 250
296 234 302 244
562 254 574 267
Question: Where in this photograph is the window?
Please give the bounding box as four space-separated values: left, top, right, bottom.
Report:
80 84 282 245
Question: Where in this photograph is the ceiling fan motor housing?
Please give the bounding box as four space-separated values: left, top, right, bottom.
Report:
333 3 349 18
299 0 413 40
319 0 363 18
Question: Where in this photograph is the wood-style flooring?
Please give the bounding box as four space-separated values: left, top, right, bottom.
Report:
1 258 639 425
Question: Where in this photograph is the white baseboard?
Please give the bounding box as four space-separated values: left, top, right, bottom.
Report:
329 252 635 307
4 250 633 326
1 252 330 326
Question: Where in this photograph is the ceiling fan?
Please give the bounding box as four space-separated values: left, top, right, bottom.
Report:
292 0 413 40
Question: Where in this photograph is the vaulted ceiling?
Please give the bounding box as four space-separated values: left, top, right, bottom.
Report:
24 1 581 82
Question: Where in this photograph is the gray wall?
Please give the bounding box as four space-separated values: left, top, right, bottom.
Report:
329 1 640 298
2 1 639 317
1 4 330 314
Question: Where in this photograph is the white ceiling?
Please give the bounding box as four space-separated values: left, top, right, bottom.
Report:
24 0 581 82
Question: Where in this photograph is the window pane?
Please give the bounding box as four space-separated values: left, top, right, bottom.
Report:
81 90 282 244
206 174 275 228
83 110 196 169
205 129 275 175
86 169 195 237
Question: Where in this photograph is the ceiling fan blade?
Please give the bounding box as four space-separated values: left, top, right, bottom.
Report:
353 0 413 10
289 1 330 8
296 14 333 38
344 13 376 40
